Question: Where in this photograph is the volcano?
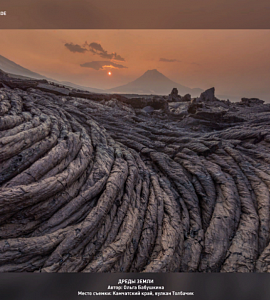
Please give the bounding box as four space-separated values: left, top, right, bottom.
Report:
107 69 203 96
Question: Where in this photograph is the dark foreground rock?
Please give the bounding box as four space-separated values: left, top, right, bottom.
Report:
1 74 270 273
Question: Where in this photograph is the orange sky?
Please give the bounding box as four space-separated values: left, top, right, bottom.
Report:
1 30 270 99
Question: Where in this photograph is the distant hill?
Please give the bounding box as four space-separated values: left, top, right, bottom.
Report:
0 54 48 80
107 69 203 96
0 54 104 93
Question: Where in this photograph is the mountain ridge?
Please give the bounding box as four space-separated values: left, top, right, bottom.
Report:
0 54 104 93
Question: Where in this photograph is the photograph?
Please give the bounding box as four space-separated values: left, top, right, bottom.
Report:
1 1 270 299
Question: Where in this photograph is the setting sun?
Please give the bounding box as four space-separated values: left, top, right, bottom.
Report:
108 71 112 76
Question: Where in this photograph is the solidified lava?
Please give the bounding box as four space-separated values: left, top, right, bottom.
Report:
1 71 270 273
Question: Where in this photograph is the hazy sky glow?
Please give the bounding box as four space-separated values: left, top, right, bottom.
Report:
1 30 270 100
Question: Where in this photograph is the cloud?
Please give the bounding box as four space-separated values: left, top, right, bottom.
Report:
159 58 180 63
86 42 125 61
64 43 87 53
80 61 127 70
65 41 125 61
88 42 104 52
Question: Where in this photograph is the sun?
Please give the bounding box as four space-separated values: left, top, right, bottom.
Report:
108 71 112 76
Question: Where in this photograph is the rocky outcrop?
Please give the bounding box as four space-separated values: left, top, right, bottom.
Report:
168 88 181 102
168 88 191 103
1 76 270 273
199 87 216 102
181 94 191 102
241 97 265 106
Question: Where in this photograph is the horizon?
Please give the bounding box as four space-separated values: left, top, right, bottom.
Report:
0 30 270 100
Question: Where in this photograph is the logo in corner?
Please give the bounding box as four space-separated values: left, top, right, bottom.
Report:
0 11 7 16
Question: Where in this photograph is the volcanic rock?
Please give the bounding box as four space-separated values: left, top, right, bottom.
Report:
168 88 181 102
36 83 70 96
199 87 216 102
2 74 270 273
142 106 155 113
241 97 265 106
181 94 191 102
